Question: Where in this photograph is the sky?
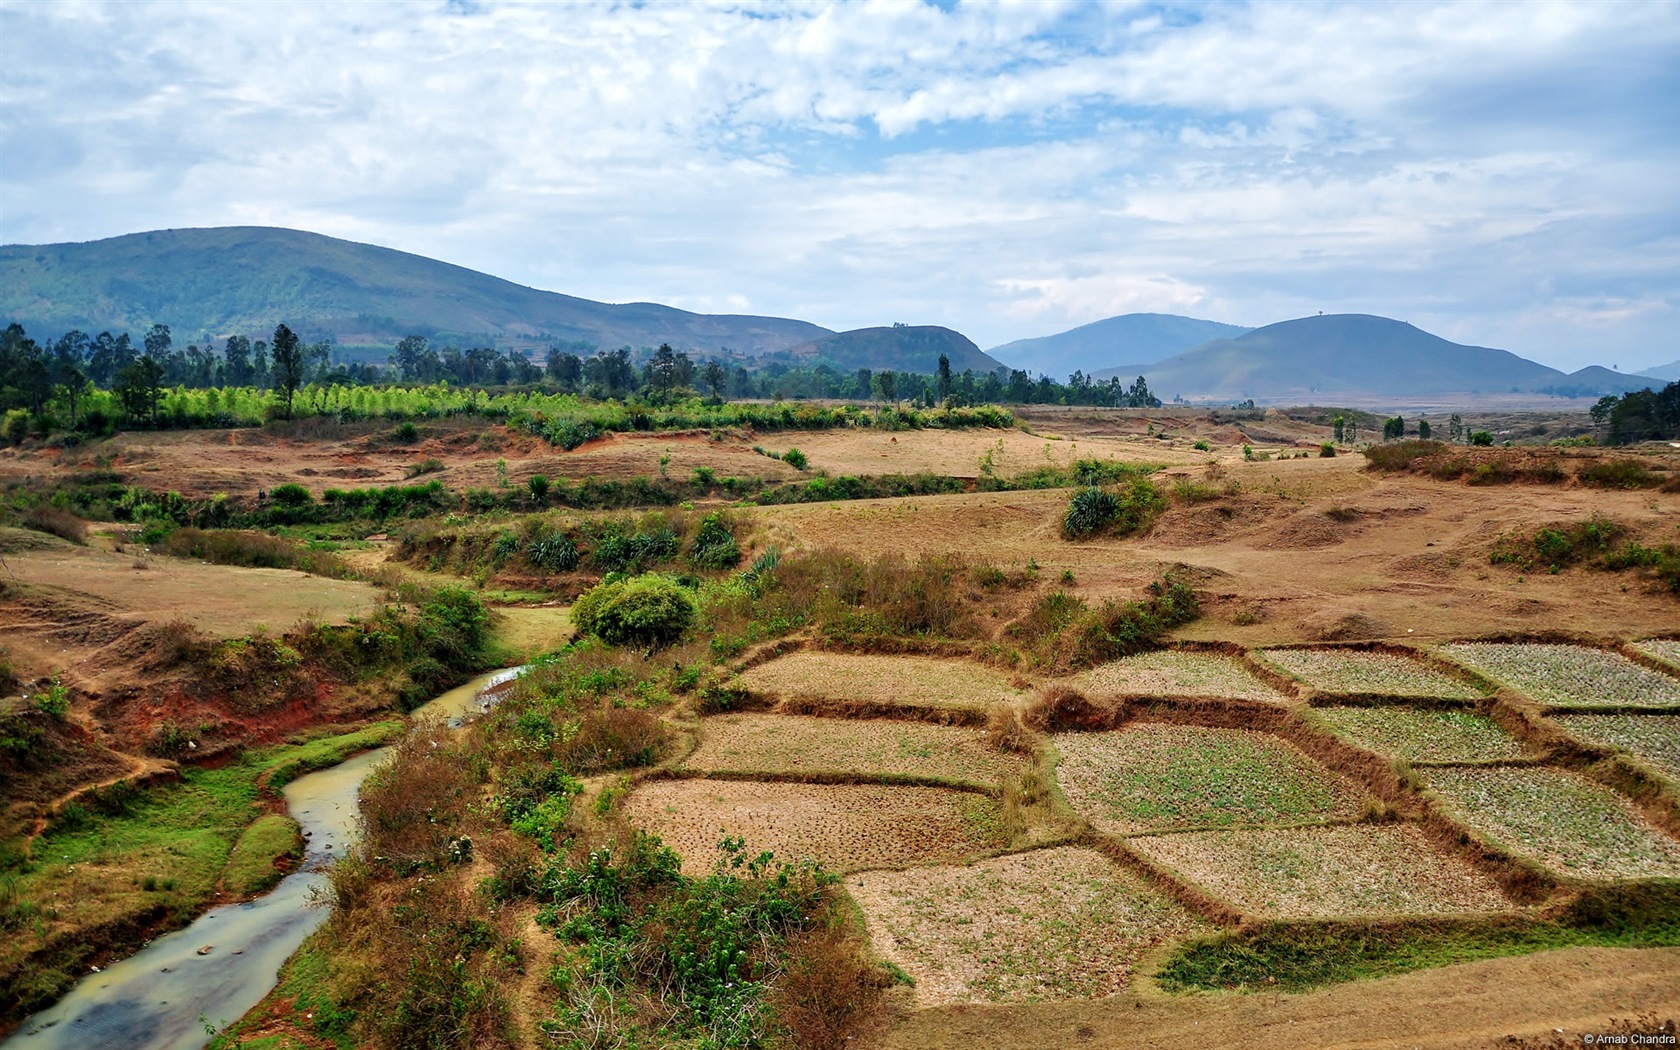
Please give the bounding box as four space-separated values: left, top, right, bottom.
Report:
3 0 1678 371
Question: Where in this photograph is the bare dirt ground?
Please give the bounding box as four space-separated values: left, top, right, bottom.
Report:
759 454 1680 643
871 945 1680 1050
682 713 1023 787
736 651 1030 711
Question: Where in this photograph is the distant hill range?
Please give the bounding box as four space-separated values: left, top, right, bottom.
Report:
0 226 831 357
1091 314 1660 403
988 313 1250 378
788 325 1004 374
1638 359 1680 382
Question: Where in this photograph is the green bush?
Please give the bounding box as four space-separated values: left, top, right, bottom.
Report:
689 513 741 570
268 482 314 506
571 574 697 647
1469 431 1494 446
1062 486 1120 538
781 447 809 471
526 531 579 572
1320 443 1336 457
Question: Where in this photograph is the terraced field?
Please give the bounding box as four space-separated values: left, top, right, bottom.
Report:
1127 824 1513 918
1425 766 1680 880
1635 639 1680 672
1260 647 1485 699
1551 714 1680 781
1438 642 1680 709
619 779 1006 875
1070 650 1287 703
735 651 1029 710
847 846 1209 1006
1313 706 1528 763
1052 724 1364 834
681 713 1024 788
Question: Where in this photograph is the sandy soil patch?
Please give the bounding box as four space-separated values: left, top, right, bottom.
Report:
1313 706 1528 763
848 846 1209 1006
1258 648 1484 698
1128 824 1512 918
735 651 1028 710
619 779 1004 875
1069 650 1287 703
1052 725 1364 834
1551 714 1680 781
1439 642 1680 709
681 713 1022 788
1425 766 1680 879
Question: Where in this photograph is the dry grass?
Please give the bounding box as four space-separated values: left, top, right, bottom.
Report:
1053 724 1364 834
619 779 1006 875
1438 643 1680 709
681 713 1024 789
1425 766 1680 879
1312 706 1528 763
1068 650 1287 703
847 846 1209 1006
736 651 1029 710
1550 714 1680 781
1259 648 1485 699
1127 825 1513 918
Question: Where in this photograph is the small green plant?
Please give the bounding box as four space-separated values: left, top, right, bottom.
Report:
1469 431 1494 446
34 673 70 718
1192 440 1210 451
1320 442 1336 457
1062 486 1120 538
1242 444 1254 460
527 473 551 501
782 447 809 471
692 465 716 487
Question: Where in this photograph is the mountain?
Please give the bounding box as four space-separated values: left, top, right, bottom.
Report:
988 313 1250 379
0 226 831 355
786 325 1004 374
1551 366 1660 397
1093 314 1641 403
1638 359 1680 382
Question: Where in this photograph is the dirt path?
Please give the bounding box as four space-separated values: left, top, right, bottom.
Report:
871 946 1680 1049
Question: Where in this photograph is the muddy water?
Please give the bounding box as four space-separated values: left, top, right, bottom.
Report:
3 667 525 1050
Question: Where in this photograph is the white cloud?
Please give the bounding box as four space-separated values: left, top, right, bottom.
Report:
1 0 1677 368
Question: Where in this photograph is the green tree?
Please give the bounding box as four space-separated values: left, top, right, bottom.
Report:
143 322 173 359
271 323 305 420
936 353 953 402
114 355 165 424
872 369 897 403
700 359 727 399
1417 418 1431 440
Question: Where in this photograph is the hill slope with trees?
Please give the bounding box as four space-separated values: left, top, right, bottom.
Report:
0 227 831 356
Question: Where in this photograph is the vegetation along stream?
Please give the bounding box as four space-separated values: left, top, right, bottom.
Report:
1 667 526 1050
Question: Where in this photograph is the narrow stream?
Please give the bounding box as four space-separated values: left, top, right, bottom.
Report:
3 667 525 1050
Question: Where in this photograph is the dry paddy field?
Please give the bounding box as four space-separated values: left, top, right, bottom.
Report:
681 713 1023 788
734 651 1028 711
848 846 1209 1006
1257 647 1485 699
1311 705 1529 763
618 779 1005 875
1438 642 1680 709
1068 650 1287 703
1052 724 1365 834
1550 713 1680 781
1425 766 1680 880
1127 824 1513 919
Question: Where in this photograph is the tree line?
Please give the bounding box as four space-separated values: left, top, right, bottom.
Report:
1 320 1162 442
1591 382 1680 445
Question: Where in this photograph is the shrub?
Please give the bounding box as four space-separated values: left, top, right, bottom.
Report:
1320 443 1336 458
571 574 697 647
1579 460 1659 489
1469 431 1494 446
689 512 741 570
21 506 87 545
1362 439 1446 471
781 447 809 471
269 482 314 506
1193 440 1210 451
527 474 551 501
526 531 579 572
1062 486 1120 538
394 422 419 443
